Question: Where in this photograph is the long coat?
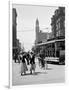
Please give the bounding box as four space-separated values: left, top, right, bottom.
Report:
21 54 28 74
30 54 36 71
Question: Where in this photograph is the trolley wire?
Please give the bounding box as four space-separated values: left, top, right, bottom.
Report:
17 27 50 32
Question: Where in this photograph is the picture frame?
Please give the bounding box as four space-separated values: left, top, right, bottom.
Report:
9 0 66 88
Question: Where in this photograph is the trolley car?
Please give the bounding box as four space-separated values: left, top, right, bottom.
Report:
35 37 65 64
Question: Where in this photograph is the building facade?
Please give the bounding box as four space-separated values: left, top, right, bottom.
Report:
12 8 17 55
35 18 51 44
51 7 65 38
51 7 65 57
16 39 21 52
34 18 52 54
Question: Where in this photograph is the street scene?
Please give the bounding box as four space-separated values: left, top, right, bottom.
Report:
12 4 65 86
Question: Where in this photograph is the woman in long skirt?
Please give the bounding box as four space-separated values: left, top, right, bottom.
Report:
21 53 28 76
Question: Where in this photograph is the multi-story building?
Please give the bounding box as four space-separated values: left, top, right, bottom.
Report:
16 39 21 52
12 8 17 55
34 18 52 54
51 7 65 38
35 18 51 44
35 18 40 44
50 7 65 57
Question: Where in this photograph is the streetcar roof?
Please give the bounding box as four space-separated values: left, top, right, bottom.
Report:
36 39 65 46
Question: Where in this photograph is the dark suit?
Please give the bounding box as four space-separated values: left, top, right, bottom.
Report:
30 54 35 64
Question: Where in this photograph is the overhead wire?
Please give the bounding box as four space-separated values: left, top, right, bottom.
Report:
17 27 50 32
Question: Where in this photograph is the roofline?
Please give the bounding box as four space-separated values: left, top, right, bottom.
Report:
35 39 65 46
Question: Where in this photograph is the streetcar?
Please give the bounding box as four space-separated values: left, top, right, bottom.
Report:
35 37 65 64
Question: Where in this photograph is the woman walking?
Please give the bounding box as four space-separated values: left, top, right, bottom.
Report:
21 52 28 76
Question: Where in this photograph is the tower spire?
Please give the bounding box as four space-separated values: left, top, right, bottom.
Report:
35 18 40 44
36 18 39 26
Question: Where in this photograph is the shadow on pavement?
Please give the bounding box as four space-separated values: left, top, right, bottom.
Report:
46 68 52 70
21 71 48 76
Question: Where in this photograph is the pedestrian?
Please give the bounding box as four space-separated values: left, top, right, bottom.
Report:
14 53 18 63
21 52 28 76
38 53 42 67
39 53 45 69
18 53 22 63
30 52 36 74
44 57 48 70
25 52 30 65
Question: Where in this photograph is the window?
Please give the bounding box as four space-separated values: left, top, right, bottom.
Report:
56 31 59 37
56 18 61 31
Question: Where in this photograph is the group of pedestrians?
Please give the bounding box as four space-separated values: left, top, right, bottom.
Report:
13 51 48 76
18 51 36 76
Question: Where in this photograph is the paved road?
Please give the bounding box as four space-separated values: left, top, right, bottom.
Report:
12 58 65 86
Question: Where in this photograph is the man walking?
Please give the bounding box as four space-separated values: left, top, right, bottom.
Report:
30 52 36 74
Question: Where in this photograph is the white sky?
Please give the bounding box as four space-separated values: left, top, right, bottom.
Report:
12 4 58 51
